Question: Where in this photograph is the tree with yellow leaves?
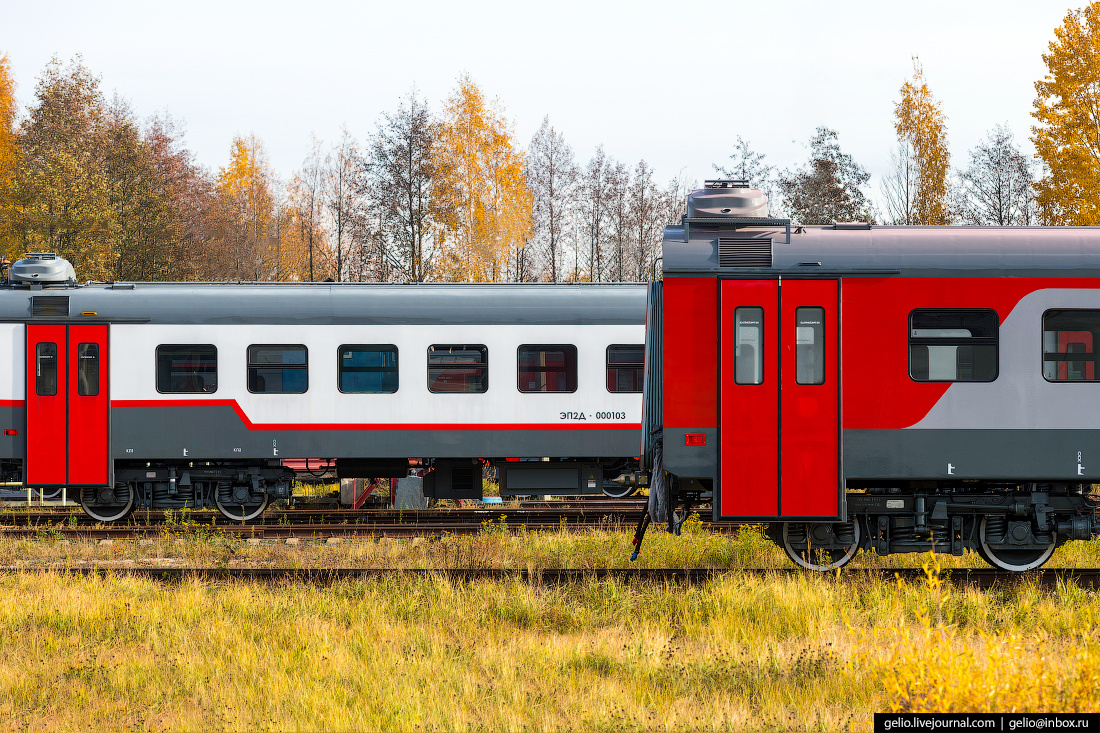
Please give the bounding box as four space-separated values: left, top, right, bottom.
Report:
1033 3 1100 225
433 74 532 282
884 59 950 225
214 134 285 280
0 54 17 258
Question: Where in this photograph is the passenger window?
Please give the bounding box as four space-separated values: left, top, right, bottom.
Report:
427 345 487 393
36 342 57 396
248 345 308 394
795 307 825 385
606 344 644 393
339 345 398 393
1043 310 1100 381
909 310 998 382
77 343 99 396
518 345 577 393
734 307 764 385
156 345 218 393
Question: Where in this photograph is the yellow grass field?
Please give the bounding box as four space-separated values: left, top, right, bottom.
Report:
0 522 1097 731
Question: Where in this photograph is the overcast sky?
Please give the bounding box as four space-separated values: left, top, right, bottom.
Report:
0 0 1074 212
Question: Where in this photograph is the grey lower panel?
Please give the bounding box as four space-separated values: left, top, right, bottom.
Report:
111 406 639 460
845 429 1100 480
663 428 718 478
0 406 23 458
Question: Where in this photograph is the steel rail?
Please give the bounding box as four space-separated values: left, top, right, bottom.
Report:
0 520 744 539
1 566 1098 587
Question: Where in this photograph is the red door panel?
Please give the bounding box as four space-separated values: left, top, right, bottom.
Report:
67 325 109 485
26 324 67 486
720 280 779 517
780 280 840 517
25 324 110 487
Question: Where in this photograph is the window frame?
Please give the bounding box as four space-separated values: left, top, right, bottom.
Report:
794 306 826 386
337 344 399 394
247 344 309 395
605 344 644 394
907 308 999 383
155 344 218 395
427 344 489 394
517 344 578 394
734 306 766 385
1042 309 1100 383
36 342 57 397
77 342 100 397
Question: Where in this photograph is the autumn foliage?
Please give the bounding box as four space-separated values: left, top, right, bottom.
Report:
1032 3 1100 226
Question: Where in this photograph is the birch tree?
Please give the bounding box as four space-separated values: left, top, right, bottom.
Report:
527 116 577 282
955 124 1036 226
893 59 950 224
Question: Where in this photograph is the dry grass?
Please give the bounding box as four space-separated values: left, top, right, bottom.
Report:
0 527 1097 730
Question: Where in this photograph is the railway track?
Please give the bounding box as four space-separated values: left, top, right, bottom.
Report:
2 566 1098 588
0 502 738 538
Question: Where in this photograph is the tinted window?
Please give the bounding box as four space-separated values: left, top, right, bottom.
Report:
339 345 398 393
795 307 825 385
248 345 308 394
157 345 218 394
1044 310 1100 381
77 343 99 396
606 344 644 393
909 310 998 382
518 345 577 393
734 307 764 385
427 345 487 393
36 342 57 396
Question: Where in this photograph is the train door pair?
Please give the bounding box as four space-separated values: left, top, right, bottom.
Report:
719 279 841 520
25 325 110 488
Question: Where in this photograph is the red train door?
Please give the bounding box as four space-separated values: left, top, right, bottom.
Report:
719 279 840 520
25 324 110 487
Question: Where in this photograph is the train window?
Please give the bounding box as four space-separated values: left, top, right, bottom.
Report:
36 342 57 396
909 310 998 382
518 345 577 393
795 307 825 385
1043 310 1100 381
734 307 765 385
339 345 398 393
248 345 308 394
156 345 218 393
427 345 487 393
77 343 99 397
606 345 644 393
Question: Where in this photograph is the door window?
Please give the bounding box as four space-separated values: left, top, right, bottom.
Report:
36 343 57 396
77 343 99 396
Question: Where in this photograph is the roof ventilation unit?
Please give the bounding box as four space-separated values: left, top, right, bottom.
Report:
687 180 770 218
9 253 77 286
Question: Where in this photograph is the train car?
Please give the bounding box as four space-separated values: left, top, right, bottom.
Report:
644 180 1100 572
0 253 646 521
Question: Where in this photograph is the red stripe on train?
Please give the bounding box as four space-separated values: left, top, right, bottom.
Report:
111 399 640 432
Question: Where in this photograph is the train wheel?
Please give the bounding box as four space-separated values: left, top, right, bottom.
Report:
602 483 637 499
781 521 861 571
80 483 135 523
978 517 1057 572
215 485 269 522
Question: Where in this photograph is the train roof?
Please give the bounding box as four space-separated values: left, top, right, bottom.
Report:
662 222 1100 277
0 281 648 325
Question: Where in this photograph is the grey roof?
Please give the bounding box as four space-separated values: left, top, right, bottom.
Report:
0 281 648 325
663 223 1100 275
